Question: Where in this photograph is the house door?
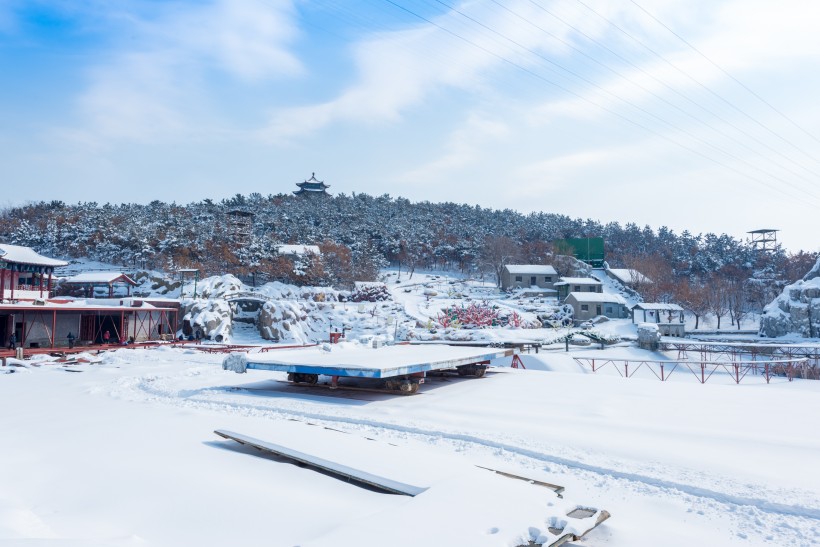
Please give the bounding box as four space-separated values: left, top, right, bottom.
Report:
596 305 602 316
530 276 536 286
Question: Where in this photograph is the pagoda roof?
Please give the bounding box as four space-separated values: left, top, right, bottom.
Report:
295 173 330 189
0 243 68 268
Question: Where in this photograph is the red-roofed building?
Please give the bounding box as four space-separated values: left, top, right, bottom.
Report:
0 243 68 301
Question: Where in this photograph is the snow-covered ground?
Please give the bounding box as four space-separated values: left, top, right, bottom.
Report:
6 263 816 545
2 343 819 546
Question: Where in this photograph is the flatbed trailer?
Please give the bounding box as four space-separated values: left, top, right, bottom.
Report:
223 344 515 394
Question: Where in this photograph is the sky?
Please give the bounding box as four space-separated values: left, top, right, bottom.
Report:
1 0 819 252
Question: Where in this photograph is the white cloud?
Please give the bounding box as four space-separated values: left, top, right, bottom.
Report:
258 0 617 142
64 0 301 145
398 114 511 183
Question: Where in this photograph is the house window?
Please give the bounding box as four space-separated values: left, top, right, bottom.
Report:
574 285 581 291
545 276 552 282
581 304 589 311
606 306 612 314
515 276 522 282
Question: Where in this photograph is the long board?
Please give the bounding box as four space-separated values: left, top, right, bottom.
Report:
214 429 427 496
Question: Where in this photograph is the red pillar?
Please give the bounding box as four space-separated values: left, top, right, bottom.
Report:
120 310 125 343
109 284 113 298
0 268 5 300
21 310 26 347
51 310 56 348
39 272 44 297
148 312 153 341
47 272 52 298
10 271 15 300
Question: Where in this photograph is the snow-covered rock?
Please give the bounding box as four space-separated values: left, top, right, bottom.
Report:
257 300 318 343
759 257 820 338
183 299 233 341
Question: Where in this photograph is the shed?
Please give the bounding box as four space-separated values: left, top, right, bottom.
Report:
565 292 628 322
631 303 685 337
500 265 558 290
606 268 652 288
553 277 603 299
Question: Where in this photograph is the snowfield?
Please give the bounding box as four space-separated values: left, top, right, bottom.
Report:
2 344 819 546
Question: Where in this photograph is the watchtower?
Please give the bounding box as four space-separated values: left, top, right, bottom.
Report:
747 229 779 252
227 209 255 249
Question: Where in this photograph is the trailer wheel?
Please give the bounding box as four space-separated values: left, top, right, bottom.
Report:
399 380 419 395
305 374 319 385
473 366 487 378
457 366 471 376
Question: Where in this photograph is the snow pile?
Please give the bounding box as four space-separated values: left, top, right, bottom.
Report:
759 257 820 338
193 274 244 299
222 352 248 373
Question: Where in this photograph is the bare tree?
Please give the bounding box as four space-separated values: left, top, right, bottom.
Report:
678 278 710 330
706 276 730 330
480 235 521 287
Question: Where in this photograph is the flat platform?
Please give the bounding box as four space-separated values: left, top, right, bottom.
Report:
225 343 514 378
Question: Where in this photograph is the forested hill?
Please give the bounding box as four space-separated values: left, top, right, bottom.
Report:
0 193 815 300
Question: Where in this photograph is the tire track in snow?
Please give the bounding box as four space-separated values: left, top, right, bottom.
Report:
120 373 820 525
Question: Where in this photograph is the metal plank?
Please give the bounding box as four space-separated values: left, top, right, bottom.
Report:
214 430 427 496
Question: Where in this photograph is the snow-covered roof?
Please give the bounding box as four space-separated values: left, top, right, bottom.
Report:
608 268 652 285
503 264 557 275
276 244 321 256
554 277 602 285
632 303 683 311
566 292 627 304
63 272 137 285
0 244 68 268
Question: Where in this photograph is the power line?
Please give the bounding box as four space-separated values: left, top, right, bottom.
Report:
481 0 820 189
406 0 820 202
569 0 820 165
376 0 819 205
628 0 820 147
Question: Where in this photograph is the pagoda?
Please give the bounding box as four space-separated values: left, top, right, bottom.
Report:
293 173 330 196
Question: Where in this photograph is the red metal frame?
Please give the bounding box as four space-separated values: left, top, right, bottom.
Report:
510 354 526 369
574 356 808 384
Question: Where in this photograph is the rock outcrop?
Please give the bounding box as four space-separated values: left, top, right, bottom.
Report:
759 258 820 338
182 299 233 341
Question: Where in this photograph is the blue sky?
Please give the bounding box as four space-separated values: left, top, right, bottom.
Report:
1 0 819 252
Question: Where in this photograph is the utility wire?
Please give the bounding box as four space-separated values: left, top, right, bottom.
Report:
427 0 820 199
629 0 820 147
570 0 820 165
377 0 818 205
482 0 820 189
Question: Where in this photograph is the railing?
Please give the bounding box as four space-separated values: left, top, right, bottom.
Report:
573 356 812 384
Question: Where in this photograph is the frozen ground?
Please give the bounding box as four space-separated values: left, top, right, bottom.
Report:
2 343 819 546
